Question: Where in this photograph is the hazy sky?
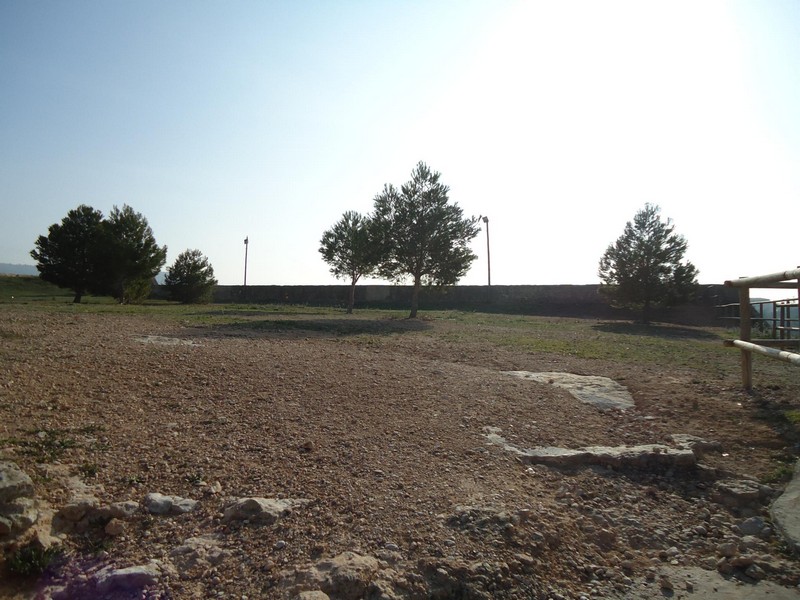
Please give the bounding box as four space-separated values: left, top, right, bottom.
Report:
2 1 798 293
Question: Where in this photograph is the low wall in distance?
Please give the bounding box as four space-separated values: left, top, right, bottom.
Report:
189 283 738 325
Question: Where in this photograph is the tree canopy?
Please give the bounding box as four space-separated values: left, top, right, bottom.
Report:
30 205 105 303
319 210 380 313
165 249 218 304
598 203 698 323
31 204 167 304
96 205 167 303
372 162 480 317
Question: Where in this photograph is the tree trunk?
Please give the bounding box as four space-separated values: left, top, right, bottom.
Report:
642 299 651 324
73 291 83 304
410 276 421 318
347 279 356 314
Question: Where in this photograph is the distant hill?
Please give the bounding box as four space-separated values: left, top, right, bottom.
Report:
0 263 38 276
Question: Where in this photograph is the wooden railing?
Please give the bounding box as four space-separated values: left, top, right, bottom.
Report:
722 268 800 389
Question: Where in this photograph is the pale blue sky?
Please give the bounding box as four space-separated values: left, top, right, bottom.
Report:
2 1 799 295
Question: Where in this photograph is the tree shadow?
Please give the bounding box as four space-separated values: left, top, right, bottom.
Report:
591 321 720 341
189 316 431 339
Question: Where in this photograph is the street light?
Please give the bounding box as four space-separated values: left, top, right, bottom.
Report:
243 236 249 287
482 216 491 286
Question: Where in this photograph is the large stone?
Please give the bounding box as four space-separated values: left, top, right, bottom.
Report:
771 459 800 554
144 492 198 516
95 562 160 593
222 497 309 525
58 496 100 522
484 428 696 470
502 371 635 410
713 480 774 512
169 534 229 575
0 461 34 503
284 552 382 600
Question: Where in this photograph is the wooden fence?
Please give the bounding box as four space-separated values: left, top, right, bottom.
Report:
721 268 800 389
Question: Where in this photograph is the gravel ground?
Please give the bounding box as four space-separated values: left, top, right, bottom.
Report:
1 305 799 599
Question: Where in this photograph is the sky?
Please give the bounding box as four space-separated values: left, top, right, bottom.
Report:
1 1 799 296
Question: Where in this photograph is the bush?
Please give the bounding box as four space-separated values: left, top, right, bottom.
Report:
7 544 64 577
164 249 217 304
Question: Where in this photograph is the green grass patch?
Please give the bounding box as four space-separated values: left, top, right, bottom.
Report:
0 275 71 303
7 543 64 577
785 410 800 425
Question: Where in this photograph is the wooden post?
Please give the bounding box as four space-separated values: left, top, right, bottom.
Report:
739 285 752 390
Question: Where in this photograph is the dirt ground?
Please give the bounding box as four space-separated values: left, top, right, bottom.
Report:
1 306 799 599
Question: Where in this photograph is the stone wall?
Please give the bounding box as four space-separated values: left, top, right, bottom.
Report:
153 283 738 325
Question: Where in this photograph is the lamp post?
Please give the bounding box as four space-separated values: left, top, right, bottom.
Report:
482 216 491 286
243 236 249 287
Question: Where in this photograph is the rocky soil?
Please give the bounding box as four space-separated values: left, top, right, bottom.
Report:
1 305 800 599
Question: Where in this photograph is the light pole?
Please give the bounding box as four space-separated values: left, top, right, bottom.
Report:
482 216 491 286
243 236 249 287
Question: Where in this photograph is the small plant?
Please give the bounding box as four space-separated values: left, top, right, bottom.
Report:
185 472 205 485
77 462 99 478
763 463 796 484
123 474 142 486
17 429 78 462
7 544 64 577
784 410 800 425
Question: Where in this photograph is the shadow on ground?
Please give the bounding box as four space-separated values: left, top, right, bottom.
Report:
592 321 720 341
191 317 432 338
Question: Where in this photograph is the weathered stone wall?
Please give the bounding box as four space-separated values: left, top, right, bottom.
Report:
151 283 738 325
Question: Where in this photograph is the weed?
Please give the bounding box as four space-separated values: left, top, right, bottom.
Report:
76 462 99 478
185 472 205 485
15 429 78 462
7 544 64 577
785 410 800 425
123 474 142 486
763 463 796 484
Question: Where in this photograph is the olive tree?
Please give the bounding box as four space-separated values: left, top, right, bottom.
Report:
598 203 698 323
319 211 381 313
372 162 480 318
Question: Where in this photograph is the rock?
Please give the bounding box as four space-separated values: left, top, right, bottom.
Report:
730 554 755 568
0 463 39 538
716 542 738 558
169 534 229 576
737 516 766 536
510 443 696 471
594 528 616 550
295 593 330 600
282 552 382 600
745 563 767 580
106 500 139 519
717 558 734 575
95 562 160 593
144 492 198 515
58 497 99 522
222 497 309 525
0 496 39 534
669 434 723 458
771 460 800 554
104 518 125 536
712 480 774 511
502 371 635 410
0 461 34 503
659 574 673 591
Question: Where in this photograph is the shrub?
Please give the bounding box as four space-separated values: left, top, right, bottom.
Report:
164 249 217 304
